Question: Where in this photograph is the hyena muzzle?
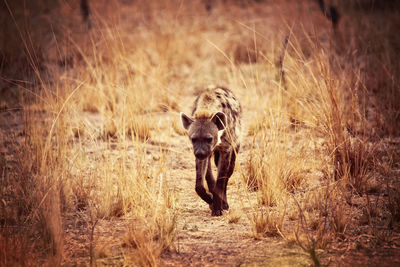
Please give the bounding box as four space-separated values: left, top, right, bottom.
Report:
181 86 241 216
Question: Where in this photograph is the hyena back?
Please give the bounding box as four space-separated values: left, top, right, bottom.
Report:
181 86 241 216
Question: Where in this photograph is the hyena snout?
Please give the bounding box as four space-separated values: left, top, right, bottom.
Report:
193 145 211 160
194 150 208 160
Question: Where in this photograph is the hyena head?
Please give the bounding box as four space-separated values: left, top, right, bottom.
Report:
180 112 227 160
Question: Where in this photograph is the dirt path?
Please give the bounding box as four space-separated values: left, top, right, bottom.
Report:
161 165 309 266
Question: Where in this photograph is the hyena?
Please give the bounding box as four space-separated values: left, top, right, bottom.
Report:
181 86 241 216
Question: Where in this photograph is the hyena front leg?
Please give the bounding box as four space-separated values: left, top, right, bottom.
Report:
211 150 232 216
205 159 216 209
195 158 213 205
221 150 237 210
227 147 238 178
214 151 237 210
213 150 230 211
214 150 220 167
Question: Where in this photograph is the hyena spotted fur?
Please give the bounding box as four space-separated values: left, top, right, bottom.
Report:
181 86 241 216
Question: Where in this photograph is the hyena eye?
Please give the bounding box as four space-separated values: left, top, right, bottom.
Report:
205 137 213 143
191 137 198 143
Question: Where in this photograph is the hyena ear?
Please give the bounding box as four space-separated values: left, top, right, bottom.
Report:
211 112 227 131
180 112 194 130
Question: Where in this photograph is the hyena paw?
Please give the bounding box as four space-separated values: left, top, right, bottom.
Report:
211 209 223 216
222 202 229 210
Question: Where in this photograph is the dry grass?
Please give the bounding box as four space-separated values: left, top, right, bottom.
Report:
237 0 400 264
1 0 399 266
